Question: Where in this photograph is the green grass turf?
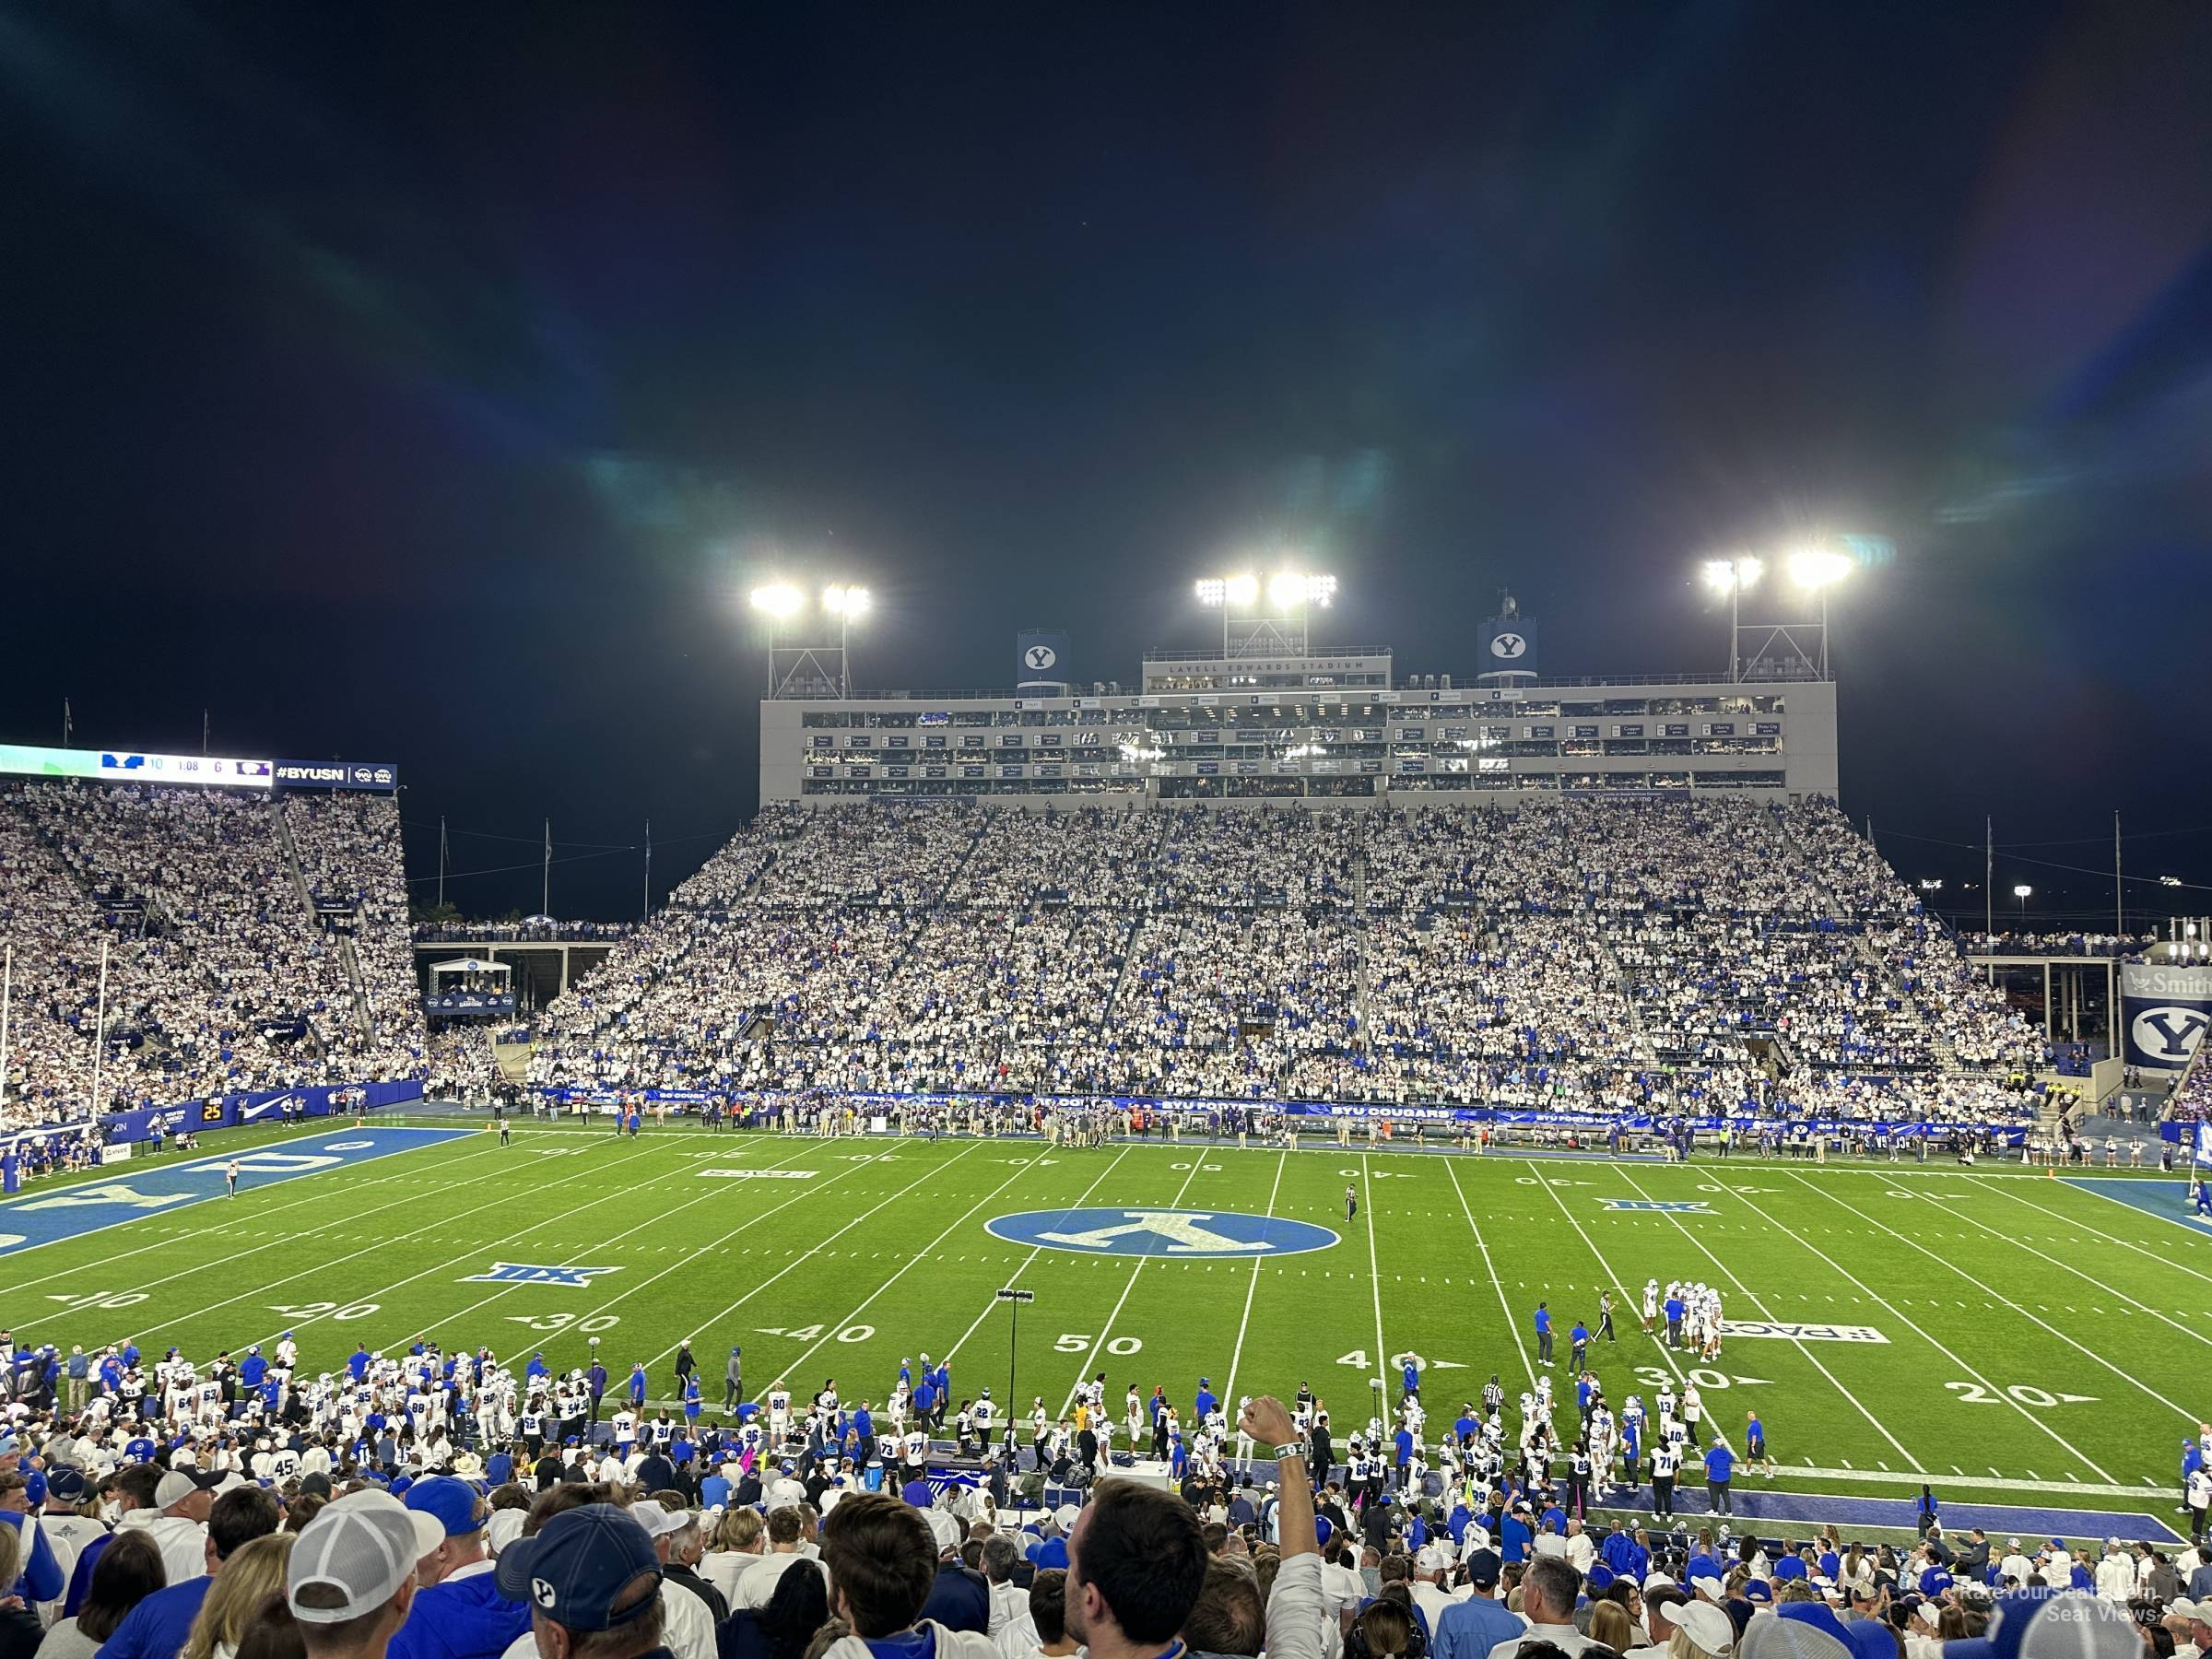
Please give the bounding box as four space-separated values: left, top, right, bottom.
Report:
4 1121 2203 1518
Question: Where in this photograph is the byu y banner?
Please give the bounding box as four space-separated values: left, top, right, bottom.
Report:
2121 962 2212 1073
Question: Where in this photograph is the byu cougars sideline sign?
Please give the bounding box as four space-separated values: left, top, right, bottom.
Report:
2120 962 2212 1072
986 1207 1338 1257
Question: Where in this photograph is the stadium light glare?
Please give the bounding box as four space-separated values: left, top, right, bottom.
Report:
749 583 803 619
1701 557 1762 595
1788 547 1853 591
822 584 871 618
1266 571 1337 610
2012 885 2033 898
1194 573 1261 608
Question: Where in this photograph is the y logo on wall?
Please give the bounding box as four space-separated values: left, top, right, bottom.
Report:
461 1263 619 1287
986 1208 1339 1258
2132 1006 2208 1065
1023 645 1058 671
1489 632 1527 659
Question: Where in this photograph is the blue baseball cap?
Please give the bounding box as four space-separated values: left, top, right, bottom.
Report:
1034 1536 1068 1570
1940 1588 2141 1659
21 1472 46 1507
1742 1579 1772 1604
494 1504 661 1631
404 1477 482 1537
45 1466 87 1502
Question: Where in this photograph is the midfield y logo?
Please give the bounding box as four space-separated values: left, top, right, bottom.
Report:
985 1208 1338 1258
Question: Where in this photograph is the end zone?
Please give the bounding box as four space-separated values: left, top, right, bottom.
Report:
0 1127 474 1258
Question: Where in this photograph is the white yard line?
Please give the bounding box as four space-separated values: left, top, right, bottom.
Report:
1522 1159 1733 1453
1976 1176 2212 1280
403 1133 825 1357
1934 1182 2212 1347
0 1131 512 1298
1615 1165 1922 1468
942 1146 1135 1364
1441 1157 1538 1391
1057 1155 1212 1413
119 1132 683 1348
1221 1150 1288 1407
627 1140 989 1371
1777 1168 2199 1429
1737 1172 2116 1480
1359 1153 1390 1412
771 1152 1059 1386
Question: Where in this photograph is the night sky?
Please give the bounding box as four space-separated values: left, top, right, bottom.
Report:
6 3 2210 927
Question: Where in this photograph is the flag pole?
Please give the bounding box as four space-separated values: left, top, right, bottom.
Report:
90 939 110 1116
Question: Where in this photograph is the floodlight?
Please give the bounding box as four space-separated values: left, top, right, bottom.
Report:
1701 557 1762 594
1195 579 1227 606
2012 885 2032 899
749 583 803 619
823 584 871 618
1223 572 1259 607
1788 547 1853 591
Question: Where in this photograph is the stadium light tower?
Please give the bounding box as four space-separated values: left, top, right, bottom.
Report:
2013 883 2033 923
1787 547 1852 678
750 582 869 699
822 585 871 697
1196 569 1335 658
1704 537 1865 683
1700 557 1762 684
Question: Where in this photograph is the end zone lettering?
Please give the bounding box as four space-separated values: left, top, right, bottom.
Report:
1602 1199 1711 1213
1721 1320 1889 1344
461 1263 618 1287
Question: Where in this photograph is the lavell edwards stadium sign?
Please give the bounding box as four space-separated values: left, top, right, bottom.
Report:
2120 963 2212 1073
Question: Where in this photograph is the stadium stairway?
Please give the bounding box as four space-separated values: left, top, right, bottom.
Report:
274 800 377 1046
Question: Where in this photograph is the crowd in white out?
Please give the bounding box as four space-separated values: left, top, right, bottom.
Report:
528 797 2051 1125
0 782 423 1128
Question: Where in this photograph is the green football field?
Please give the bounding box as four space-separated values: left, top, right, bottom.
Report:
5 1120 2206 1529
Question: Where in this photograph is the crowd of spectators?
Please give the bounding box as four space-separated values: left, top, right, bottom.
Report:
529 797 2051 1129
0 1347 2188 1659
0 782 423 1126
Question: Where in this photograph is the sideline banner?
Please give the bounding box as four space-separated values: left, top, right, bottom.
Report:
99 1078 425 1145
2120 963 2212 1072
528 1085 2027 1143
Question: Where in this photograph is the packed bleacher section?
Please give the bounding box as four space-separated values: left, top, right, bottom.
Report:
1962 930 2153 958
530 796 2050 1128
0 781 424 1126
0 1334 2193 1659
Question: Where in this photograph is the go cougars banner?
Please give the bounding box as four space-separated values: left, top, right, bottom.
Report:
2121 962 2212 1073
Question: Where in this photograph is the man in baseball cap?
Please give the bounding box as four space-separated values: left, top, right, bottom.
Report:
289 1488 444 1658
493 1502 665 1659
386 1477 531 1659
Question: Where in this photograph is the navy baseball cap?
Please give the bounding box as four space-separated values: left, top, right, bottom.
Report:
494 1504 661 1630
405 1477 482 1537
45 1467 87 1502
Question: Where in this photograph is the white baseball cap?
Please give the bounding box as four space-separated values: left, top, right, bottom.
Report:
288 1489 444 1624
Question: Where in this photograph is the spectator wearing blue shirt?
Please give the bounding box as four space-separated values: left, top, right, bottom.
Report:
1703 1442 1735 1515
387 1477 532 1659
96 1485 281 1659
1430 1549 1520 1659
1500 1505 1533 1563
1533 1303 1553 1368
